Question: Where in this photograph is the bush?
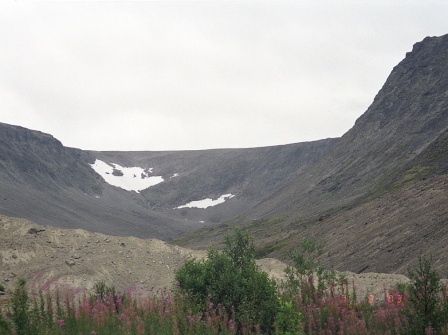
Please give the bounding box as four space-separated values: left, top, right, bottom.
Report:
175 228 278 333
92 280 115 299
284 237 347 304
406 255 443 334
0 311 9 334
10 278 30 335
275 299 303 335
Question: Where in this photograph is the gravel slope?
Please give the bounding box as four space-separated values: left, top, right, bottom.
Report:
0 215 419 300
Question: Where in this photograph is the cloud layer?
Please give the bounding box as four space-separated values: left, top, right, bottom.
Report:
1 1 447 150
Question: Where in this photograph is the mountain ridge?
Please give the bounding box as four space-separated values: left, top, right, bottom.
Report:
174 34 448 276
1 34 447 276
0 121 337 239
241 34 448 221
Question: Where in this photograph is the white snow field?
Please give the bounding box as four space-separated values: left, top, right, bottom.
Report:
177 194 235 209
90 159 164 192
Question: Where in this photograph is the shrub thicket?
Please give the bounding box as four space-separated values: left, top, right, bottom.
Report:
10 278 29 335
406 255 444 334
175 228 278 333
284 237 348 302
1 234 448 334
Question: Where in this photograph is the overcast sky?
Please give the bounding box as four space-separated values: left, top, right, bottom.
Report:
1 1 447 151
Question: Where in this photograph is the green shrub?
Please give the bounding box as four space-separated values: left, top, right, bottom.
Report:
92 280 116 299
406 255 443 334
284 237 347 304
275 299 303 335
175 227 278 333
10 278 30 335
0 311 9 334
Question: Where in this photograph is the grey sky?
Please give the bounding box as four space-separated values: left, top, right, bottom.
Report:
1 1 447 151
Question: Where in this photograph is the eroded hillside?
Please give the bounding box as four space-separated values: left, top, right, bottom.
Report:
176 34 448 275
1 215 413 299
0 120 336 239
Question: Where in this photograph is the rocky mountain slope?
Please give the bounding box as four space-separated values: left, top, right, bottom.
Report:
0 122 194 239
176 35 448 275
1 34 447 277
92 138 335 223
0 122 335 239
0 123 101 193
248 34 448 221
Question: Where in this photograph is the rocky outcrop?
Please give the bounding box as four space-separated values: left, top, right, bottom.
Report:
0 122 102 194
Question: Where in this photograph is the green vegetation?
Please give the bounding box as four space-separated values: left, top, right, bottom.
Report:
175 228 278 333
283 237 348 301
1 232 448 334
91 280 117 300
392 165 433 188
254 241 283 259
399 255 448 334
10 278 29 335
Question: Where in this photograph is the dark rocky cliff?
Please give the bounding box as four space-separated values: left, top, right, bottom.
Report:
0 123 101 193
247 34 448 220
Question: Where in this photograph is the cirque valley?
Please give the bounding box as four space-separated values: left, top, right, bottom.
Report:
1 34 448 278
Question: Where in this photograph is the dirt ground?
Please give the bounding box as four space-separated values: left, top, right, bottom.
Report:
1 214 422 300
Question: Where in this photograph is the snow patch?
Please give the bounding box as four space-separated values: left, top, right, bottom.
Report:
90 159 163 192
177 194 235 209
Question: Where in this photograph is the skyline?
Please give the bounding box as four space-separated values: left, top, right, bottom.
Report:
1 1 448 151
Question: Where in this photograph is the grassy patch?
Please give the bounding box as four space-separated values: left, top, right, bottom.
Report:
392 165 433 188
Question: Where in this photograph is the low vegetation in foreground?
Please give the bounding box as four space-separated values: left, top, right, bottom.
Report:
1 229 448 334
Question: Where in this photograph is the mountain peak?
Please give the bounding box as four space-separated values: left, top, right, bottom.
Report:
244 33 448 220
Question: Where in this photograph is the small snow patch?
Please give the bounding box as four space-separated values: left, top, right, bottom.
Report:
177 194 235 209
90 159 164 192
